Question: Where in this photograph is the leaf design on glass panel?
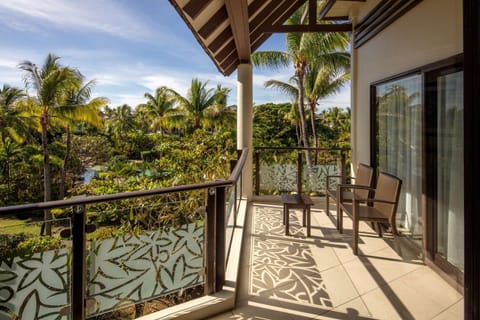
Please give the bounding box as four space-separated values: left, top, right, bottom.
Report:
0 286 14 303
18 290 40 320
159 255 200 290
17 250 68 292
0 269 18 284
172 223 204 256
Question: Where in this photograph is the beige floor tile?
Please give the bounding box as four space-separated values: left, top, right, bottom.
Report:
320 265 359 308
361 276 455 320
314 297 374 320
231 299 322 320
431 299 464 320
343 247 423 295
395 266 463 309
309 245 341 272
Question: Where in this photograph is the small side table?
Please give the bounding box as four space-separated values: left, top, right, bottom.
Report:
281 194 314 236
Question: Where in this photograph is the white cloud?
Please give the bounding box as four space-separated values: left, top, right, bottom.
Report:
0 0 153 41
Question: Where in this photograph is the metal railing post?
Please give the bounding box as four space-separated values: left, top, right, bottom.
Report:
215 186 226 292
254 150 260 196
72 203 86 320
297 151 303 194
205 188 216 295
341 151 346 184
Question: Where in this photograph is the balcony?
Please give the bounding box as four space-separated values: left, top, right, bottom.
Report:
0 148 464 319
209 200 463 320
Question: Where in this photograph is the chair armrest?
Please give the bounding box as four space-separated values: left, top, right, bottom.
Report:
353 198 396 205
336 184 374 191
336 184 374 202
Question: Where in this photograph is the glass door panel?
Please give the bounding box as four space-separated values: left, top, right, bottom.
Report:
436 71 464 271
375 74 423 248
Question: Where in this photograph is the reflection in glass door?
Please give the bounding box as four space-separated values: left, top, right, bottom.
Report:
435 71 464 271
375 75 423 249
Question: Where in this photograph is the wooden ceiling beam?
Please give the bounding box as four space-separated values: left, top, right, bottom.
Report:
199 6 228 39
225 0 251 62
309 0 317 25
183 0 214 20
319 0 337 20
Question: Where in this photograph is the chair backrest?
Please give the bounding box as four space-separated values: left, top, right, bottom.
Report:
373 172 402 224
353 163 375 199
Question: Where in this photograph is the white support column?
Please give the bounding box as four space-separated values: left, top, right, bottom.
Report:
237 63 253 200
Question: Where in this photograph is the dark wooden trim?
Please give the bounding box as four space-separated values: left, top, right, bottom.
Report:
355 0 393 34
309 0 318 24
199 6 228 40
265 23 352 33
463 0 480 317
322 16 350 21
183 0 214 20
354 0 423 49
251 0 305 53
215 40 236 64
355 0 412 46
369 85 376 170
318 0 336 21
254 0 305 37
208 27 233 54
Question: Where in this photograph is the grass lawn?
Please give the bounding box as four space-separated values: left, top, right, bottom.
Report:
0 214 54 235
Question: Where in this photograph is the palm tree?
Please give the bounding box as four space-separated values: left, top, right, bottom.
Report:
252 4 350 164
19 53 83 235
263 78 302 145
0 84 34 144
166 78 228 131
59 79 107 199
304 62 350 149
0 138 22 202
105 104 136 140
139 86 175 134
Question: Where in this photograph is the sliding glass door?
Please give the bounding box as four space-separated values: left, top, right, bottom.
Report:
373 60 464 282
434 70 464 271
374 74 423 247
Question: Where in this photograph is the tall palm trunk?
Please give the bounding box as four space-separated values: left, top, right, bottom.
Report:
59 126 71 200
295 64 312 167
41 112 52 235
309 102 318 164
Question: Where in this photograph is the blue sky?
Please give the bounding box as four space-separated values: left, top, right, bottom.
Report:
0 0 350 110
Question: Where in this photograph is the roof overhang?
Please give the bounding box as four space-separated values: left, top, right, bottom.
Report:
169 0 361 76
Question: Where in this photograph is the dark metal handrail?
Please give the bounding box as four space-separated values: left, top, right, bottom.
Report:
0 148 249 320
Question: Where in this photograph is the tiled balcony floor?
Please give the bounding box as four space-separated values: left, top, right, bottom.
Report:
209 200 463 320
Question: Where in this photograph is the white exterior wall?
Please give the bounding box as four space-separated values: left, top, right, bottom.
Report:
351 0 463 166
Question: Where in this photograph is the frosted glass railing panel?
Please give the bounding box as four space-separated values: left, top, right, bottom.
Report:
259 164 297 195
0 218 71 320
303 164 340 193
86 221 204 317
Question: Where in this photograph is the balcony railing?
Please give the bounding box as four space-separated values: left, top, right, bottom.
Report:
0 148 248 320
254 147 349 196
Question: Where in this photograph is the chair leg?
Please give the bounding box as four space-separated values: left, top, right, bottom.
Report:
377 222 383 237
326 194 330 216
302 208 306 227
338 207 343 233
353 218 359 255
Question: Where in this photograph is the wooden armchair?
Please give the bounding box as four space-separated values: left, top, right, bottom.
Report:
337 172 402 255
325 163 374 231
